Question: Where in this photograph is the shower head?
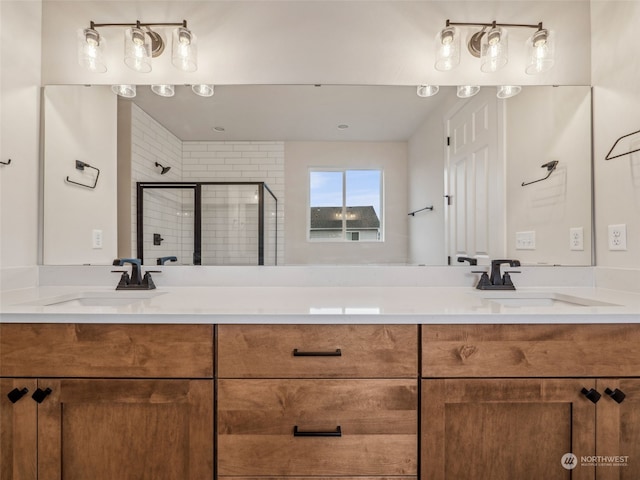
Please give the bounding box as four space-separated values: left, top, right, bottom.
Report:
155 162 171 175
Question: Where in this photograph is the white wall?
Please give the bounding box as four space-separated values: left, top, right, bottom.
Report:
505 86 592 265
285 141 408 265
42 86 118 265
591 1 640 268
41 1 590 86
0 1 42 277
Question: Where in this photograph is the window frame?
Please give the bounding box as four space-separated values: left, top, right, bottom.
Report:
307 168 384 243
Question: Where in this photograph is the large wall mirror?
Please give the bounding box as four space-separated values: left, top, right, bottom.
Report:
42 84 592 267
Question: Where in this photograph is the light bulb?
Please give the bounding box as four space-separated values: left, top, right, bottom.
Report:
417 85 439 97
192 84 214 97
151 85 175 97
434 26 460 71
111 85 136 98
526 29 555 74
172 27 197 72
457 85 481 98
78 27 106 73
124 27 152 73
481 26 508 73
496 85 522 99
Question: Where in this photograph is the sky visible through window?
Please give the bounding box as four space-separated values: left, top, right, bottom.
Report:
310 170 381 217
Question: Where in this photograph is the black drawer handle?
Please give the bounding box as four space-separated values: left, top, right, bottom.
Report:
31 388 52 404
293 425 342 437
581 387 601 404
292 348 342 357
605 388 626 404
7 388 29 404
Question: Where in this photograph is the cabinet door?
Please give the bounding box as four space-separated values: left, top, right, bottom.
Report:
422 379 596 480
218 379 417 476
36 379 213 480
596 378 640 479
0 379 37 480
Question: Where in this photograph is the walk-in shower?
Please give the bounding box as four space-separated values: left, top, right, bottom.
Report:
137 182 277 266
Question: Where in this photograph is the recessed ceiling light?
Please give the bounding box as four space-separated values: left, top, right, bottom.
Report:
337 124 349 130
213 126 225 132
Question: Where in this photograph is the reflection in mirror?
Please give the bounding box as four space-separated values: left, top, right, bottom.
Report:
42 84 592 266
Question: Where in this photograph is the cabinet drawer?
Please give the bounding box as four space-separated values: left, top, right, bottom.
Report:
218 324 417 378
218 379 417 476
422 324 640 378
0 324 214 378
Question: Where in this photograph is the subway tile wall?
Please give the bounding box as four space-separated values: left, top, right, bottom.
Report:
130 105 284 265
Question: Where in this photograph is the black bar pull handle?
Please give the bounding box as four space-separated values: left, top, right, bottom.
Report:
31 388 52 404
293 425 342 437
7 387 29 403
581 387 601 404
293 348 342 357
605 387 626 404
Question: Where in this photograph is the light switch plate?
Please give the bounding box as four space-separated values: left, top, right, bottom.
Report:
608 224 627 251
516 231 536 250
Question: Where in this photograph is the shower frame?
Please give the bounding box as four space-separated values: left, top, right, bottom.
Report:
137 181 278 266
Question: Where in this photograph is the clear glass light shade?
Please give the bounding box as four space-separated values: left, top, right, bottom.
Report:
417 85 439 97
526 29 555 75
480 26 508 73
124 27 152 73
457 85 481 98
434 26 460 71
151 85 175 97
192 84 214 97
111 84 136 98
172 27 197 72
496 85 522 99
78 28 107 73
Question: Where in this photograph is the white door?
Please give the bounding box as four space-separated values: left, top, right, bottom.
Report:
445 89 505 265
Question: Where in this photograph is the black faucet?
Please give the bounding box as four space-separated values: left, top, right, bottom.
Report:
112 258 157 290
157 256 178 265
474 259 521 290
457 256 478 266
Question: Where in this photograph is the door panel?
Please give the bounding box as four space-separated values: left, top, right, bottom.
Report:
0 379 37 480
596 378 640 480
446 89 503 264
37 379 213 480
422 378 595 480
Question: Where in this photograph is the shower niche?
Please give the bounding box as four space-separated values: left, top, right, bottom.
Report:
137 182 278 266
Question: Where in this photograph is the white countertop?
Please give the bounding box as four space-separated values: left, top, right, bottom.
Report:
2 285 640 324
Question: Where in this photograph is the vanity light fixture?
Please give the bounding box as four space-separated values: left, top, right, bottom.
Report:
111 84 136 98
192 84 214 97
457 85 481 98
151 84 175 97
78 20 197 73
417 85 440 97
435 20 554 75
496 85 522 99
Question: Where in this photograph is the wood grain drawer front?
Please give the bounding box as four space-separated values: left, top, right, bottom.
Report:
218 379 418 476
218 325 417 378
422 324 640 378
0 324 214 378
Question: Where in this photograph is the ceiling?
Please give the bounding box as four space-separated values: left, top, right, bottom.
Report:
128 84 453 142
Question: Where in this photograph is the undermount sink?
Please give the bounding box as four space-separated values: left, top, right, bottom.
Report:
23 291 164 308
482 292 619 308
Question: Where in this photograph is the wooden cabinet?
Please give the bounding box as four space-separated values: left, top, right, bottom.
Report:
217 324 418 479
421 324 640 480
0 324 215 480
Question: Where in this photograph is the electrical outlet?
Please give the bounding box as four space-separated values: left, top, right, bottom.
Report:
608 224 627 251
515 231 536 250
92 229 103 249
569 227 584 251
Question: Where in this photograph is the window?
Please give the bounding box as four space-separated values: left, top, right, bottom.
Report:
309 169 382 241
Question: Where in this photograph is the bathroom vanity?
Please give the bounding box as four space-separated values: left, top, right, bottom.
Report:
2 275 640 480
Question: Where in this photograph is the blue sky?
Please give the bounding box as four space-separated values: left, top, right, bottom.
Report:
310 170 381 217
